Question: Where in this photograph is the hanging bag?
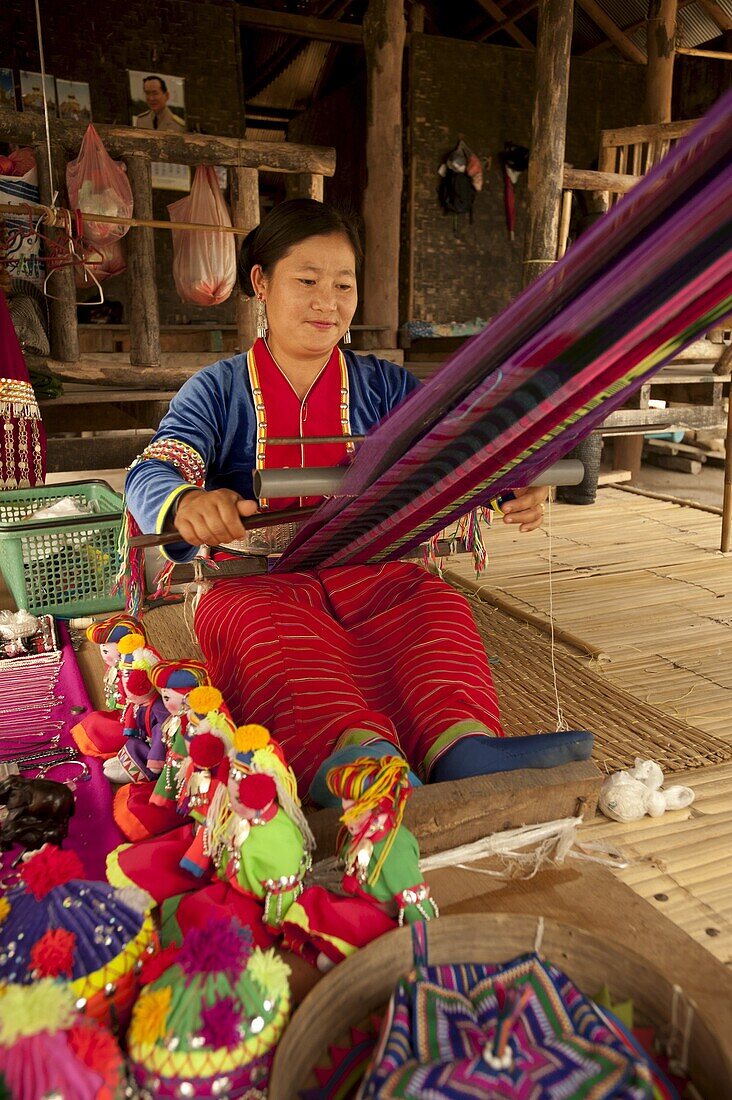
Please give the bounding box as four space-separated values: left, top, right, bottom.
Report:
66 124 133 282
168 165 236 307
66 124 133 244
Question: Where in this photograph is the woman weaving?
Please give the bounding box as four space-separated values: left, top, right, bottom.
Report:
125 200 592 801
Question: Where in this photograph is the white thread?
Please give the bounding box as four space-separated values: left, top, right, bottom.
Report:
533 915 545 955
546 494 569 731
34 0 57 205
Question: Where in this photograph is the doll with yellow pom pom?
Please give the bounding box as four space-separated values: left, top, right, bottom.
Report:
281 755 438 971
101 632 168 786
70 612 149 758
112 660 211 842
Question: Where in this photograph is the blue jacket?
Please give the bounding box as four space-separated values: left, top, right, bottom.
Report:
125 350 419 561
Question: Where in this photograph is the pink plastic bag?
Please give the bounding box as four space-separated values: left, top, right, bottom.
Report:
168 165 236 306
74 238 126 287
66 124 133 245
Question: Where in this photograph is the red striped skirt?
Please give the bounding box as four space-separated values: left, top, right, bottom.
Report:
194 562 503 791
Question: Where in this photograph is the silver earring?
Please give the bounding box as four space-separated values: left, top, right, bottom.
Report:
256 297 268 340
343 328 352 345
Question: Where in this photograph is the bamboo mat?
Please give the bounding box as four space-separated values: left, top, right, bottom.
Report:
446 487 732 742
579 760 732 965
466 595 731 774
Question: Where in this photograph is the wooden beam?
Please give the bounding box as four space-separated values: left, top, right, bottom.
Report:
478 0 538 43
124 155 160 369
581 0 695 54
675 45 732 60
237 4 363 44
230 167 260 354
576 0 646 63
523 0 574 286
601 118 698 145
285 173 325 201
474 0 534 48
308 760 602 858
563 166 640 192
362 0 405 348
646 0 678 124
696 0 732 31
0 108 336 175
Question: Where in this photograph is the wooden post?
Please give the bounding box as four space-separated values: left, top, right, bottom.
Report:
615 0 679 481
230 167 260 353
646 0 678 123
34 141 79 363
522 0 574 287
721 386 732 552
408 2 425 31
285 173 324 201
363 0 406 349
124 154 160 368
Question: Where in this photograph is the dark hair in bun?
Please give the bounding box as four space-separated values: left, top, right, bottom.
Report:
237 199 363 297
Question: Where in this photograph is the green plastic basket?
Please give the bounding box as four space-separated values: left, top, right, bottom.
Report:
0 480 125 617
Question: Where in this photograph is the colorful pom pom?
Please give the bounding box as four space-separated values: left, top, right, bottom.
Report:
0 897 10 925
177 918 252 978
124 668 153 696
0 980 77 1044
188 685 223 715
20 846 84 900
128 986 172 1048
246 947 291 1003
199 996 242 1051
67 1020 123 1081
234 724 271 753
29 928 76 978
117 631 146 655
189 733 225 770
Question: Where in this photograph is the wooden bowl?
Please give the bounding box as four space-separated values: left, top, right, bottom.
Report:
270 912 732 1100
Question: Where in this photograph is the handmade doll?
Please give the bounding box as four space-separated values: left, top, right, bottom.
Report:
70 612 148 758
127 917 291 1099
0 844 158 1028
282 756 438 970
112 660 210 842
161 771 309 949
102 632 167 784
177 731 230 878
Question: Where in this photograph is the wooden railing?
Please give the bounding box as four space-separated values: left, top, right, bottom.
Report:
0 107 335 372
597 118 699 203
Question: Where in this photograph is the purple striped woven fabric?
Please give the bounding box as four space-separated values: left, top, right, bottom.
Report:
277 94 732 572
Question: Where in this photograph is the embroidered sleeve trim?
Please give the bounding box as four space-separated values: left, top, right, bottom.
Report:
131 437 206 486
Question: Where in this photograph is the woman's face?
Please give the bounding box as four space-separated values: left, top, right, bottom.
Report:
252 233 358 361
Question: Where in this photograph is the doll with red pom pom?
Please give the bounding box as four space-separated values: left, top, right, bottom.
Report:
70 613 148 759
102 633 167 784
112 660 212 843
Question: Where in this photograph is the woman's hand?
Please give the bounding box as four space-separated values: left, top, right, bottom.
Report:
174 488 259 546
499 485 549 533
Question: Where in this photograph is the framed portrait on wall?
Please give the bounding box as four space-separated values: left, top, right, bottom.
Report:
19 71 57 116
128 69 189 190
0 69 15 110
56 79 92 123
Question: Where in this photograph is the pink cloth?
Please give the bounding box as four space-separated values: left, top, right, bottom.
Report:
1 623 123 879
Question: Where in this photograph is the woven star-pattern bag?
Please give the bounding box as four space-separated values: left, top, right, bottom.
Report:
358 925 660 1099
